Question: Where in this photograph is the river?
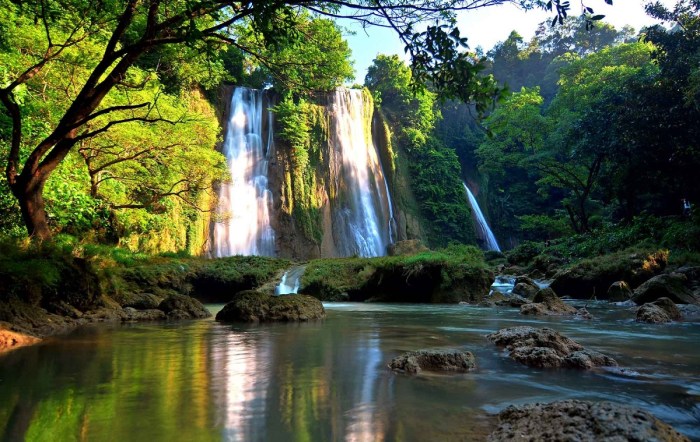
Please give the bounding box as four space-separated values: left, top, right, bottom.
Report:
1 302 698 441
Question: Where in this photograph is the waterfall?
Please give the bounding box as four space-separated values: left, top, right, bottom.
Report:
213 87 275 257
463 183 501 252
274 265 306 295
329 89 394 257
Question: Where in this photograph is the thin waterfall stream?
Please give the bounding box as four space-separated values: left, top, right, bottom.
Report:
463 182 501 252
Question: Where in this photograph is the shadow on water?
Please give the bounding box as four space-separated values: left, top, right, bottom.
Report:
0 302 698 441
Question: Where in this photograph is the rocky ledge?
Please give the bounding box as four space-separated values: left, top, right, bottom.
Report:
486 326 617 369
487 400 689 442
388 349 476 374
215 290 325 322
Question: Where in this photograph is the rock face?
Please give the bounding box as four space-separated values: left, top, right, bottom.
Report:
158 294 212 319
631 273 700 305
636 297 682 323
607 281 633 302
519 288 583 317
486 326 617 369
487 400 690 442
388 349 476 374
0 322 41 352
216 291 325 322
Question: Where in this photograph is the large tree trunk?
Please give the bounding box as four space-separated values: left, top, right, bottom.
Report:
13 177 51 240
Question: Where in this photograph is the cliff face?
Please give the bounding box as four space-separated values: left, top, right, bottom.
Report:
211 86 429 260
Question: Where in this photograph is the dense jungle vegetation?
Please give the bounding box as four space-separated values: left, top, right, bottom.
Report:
0 0 698 264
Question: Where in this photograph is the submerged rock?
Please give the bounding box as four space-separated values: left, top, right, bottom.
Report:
486 326 617 369
388 349 476 374
636 297 682 323
487 400 690 442
631 273 700 305
216 290 325 322
158 294 211 319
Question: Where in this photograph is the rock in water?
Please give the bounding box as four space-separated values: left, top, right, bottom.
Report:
632 273 699 305
216 290 325 322
388 350 476 374
158 294 211 319
520 288 583 317
486 326 617 369
636 297 682 323
607 280 633 302
487 400 690 442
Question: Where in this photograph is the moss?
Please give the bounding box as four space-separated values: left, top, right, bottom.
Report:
301 246 492 303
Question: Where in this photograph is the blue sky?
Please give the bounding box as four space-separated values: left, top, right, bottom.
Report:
342 0 674 83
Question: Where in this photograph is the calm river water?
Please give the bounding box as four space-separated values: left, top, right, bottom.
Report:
1 302 699 441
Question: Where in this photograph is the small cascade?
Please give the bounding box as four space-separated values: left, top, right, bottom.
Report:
330 89 394 257
274 266 306 295
213 87 275 257
463 183 501 252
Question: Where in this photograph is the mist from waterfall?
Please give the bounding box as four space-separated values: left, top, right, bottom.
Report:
330 89 394 257
463 182 501 252
213 87 275 257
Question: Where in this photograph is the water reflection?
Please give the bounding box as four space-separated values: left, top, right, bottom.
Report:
0 302 698 441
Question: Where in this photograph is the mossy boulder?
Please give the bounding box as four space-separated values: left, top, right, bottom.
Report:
607 281 633 302
216 291 325 322
158 294 211 319
301 249 493 303
550 249 667 299
388 349 476 374
387 240 429 256
488 400 690 442
631 273 700 305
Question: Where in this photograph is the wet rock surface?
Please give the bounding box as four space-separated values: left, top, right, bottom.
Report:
636 297 682 323
486 326 617 369
632 273 700 305
519 288 589 317
388 349 476 374
607 281 633 302
216 290 325 322
487 400 690 442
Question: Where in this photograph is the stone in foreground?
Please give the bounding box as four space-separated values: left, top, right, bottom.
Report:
216 290 325 322
487 400 689 442
486 326 617 369
388 349 476 374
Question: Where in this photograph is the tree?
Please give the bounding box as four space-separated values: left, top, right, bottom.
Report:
0 0 605 240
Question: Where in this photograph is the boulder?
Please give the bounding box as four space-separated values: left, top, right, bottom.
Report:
512 276 539 299
486 326 617 369
550 250 667 299
495 295 531 308
631 273 699 305
636 297 682 324
487 400 690 442
607 281 633 302
388 349 476 374
520 288 580 316
123 293 163 310
387 240 429 256
216 290 325 322
122 307 167 321
158 294 211 319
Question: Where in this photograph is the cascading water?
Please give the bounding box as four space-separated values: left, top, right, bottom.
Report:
463 182 501 252
329 89 394 257
213 87 275 257
274 265 306 295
